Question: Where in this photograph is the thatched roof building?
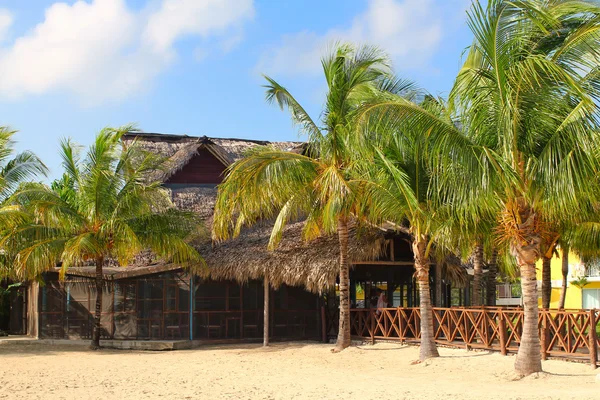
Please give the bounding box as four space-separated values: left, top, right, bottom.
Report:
114 132 386 293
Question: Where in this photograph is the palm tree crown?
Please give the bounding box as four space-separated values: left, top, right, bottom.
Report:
213 43 414 351
2 126 202 347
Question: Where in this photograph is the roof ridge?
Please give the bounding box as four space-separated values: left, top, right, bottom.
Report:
123 131 301 145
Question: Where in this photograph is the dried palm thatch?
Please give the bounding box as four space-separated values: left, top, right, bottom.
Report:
170 186 217 220
122 132 302 173
62 221 386 294
197 221 386 293
442 254 469 288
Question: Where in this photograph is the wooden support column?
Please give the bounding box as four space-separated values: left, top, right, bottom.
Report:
320 305 327 343
589 309 597 369
499 312 507 356
540 312 548 361
263 276 269 347
26 282 39 338
370 309 375 344
387 270 394 307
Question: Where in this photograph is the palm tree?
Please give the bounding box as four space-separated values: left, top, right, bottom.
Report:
449 0 600 375
213 43 414 352
353 0 600 374
355 95 502 361
0 127 47 278
557 245 569 310
0 127 47 200
2 127 202 348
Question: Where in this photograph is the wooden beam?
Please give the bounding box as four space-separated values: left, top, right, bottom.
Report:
353 261 414 266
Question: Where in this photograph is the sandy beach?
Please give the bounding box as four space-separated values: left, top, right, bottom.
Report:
0 341 597 399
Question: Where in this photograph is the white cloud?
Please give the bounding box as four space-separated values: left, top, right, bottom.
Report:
257 0 446 77
0 9 13 42
143 0 253 52
0 0 254 104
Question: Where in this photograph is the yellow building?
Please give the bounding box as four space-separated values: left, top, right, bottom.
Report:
536 251 600 309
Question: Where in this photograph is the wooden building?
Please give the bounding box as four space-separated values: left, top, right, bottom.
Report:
16 132 465 342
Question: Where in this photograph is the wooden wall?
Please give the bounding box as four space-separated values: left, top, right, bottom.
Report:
166 148 226 185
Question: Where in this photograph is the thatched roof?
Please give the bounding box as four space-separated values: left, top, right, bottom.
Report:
61 221 386 294
197 221 385 293
122 132 303 182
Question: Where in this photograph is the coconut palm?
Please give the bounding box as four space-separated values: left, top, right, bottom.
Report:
0 127 47 201
355 94 503 360
354 0 600 374
0 127 48 277
449 0 600 375
213 43 415 352
2 127 202 348
557 244 569 310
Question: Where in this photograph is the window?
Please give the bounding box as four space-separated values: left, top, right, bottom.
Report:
582 289 600 309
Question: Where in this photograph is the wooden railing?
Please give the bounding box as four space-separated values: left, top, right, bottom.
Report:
345 307 599 367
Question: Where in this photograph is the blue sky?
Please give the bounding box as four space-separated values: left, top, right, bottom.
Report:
0 0 473 180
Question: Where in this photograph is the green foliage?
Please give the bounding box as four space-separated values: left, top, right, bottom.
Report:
213 43 415 246
450 0 600 251
570 277 590 289
0 126 203 281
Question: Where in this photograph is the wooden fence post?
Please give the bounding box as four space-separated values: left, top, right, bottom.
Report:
499 311 507 356
540 311 548 361
398 307 404 344
464 310 471 351
370 310 375 344
589 309 598 369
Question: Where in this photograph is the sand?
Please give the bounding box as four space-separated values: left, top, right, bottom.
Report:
0 341 598 400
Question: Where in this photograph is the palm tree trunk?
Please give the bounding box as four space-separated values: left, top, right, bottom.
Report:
541 256 551 309
413 238 439 361
486 249 498 306
332 217 351 353
91 256 104 349
263 275 269 347
472 243 484 306
558 248 569 310
514 257 543 375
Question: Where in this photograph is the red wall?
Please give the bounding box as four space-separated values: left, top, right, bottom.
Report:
166 148 226 184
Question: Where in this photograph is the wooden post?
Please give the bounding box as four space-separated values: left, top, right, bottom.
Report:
499 311 507 356
398 306 404 343
370 309 375 344
589 309 597 369
263 276 269 347
540 311 548 361
464 310 471 351
321 305 327 343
